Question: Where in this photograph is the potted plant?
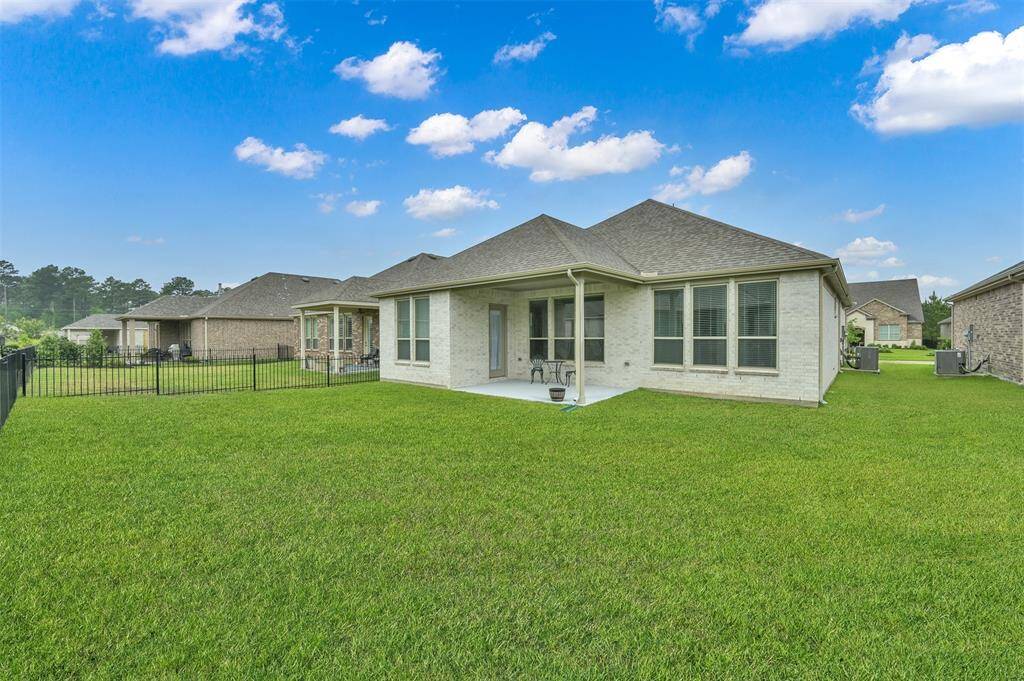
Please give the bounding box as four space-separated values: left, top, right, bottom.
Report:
549 386 566 402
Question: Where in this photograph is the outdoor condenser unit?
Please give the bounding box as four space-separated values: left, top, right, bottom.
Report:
935 350 964 376
856 346 879 372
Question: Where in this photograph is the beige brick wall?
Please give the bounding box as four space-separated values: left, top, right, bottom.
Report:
381 269 831 405
856 300 921 347
191 318 295 355
295 310 380 358
953 282 1023 385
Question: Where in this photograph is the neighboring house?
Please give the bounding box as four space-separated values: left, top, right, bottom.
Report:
938 316 952 341
844 279 924 347
292 253 444 362
61 314 148 348
367 199 850 407
118 272 339 355
948 260 1023 385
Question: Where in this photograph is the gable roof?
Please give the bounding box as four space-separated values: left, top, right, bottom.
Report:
61 314 148 331
846 279 924 322
294 254 449 307
948 260 1024 302
589 200 832 276
121 272 339 320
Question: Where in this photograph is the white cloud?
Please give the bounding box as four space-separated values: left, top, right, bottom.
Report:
730 0 915 50
1 0 79 23
486 106 664 182
431 228 457 238
653 0 705 49
494 31 556 63
893 273 957 289
852 27 1024 134
654 151 754 202
328 114 391 140
403 186 498 220
836 236 899 266
840 203 886 223
334 41 442 100
407 108 526 157
364 9 386 25
668 165 686 177
860 32 938 75
129 0 288 56
947 0 997 15
314 192 341 214
985 255 1003 263
865 270 880 280
879 256 905 268
345 199 382 217
127 234 166 246
234 136 326 179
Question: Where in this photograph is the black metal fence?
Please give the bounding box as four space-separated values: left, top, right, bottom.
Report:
1 347 35 429
8 346 378 400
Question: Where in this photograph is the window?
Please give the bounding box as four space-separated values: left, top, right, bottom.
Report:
549 295 603 361
738 280 777 368
414 297 430 361
879 324 901 341
529 299 548 360
654 289 684 365
396 299 410 360
693 284 727 366
303 316 319 351
329 313 353 351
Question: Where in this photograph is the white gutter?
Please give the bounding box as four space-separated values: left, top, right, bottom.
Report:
566 268 585 406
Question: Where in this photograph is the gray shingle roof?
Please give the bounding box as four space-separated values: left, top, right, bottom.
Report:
121 273 340 320
294 254 449 306
589 200 831 276
847 279 924 322
948 260 1024 301
61 314 148 331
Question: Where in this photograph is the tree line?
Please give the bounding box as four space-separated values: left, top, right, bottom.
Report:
0 259 220 330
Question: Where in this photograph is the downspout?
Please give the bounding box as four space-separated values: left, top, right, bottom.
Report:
566 269 585 406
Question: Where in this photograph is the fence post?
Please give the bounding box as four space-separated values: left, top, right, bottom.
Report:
252 348 257 391
21 351 26 397
327 354 331 387
155 350 160 395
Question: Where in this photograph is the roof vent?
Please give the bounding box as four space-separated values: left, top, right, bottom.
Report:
301 277 310 282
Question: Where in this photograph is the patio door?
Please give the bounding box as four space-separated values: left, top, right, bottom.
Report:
489 304 507 378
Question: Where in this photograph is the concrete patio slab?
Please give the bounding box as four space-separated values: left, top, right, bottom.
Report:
454 379 632 405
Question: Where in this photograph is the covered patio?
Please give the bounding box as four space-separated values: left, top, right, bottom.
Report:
454 379 631 405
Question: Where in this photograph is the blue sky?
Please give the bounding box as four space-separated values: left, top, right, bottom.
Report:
1 0 1022 295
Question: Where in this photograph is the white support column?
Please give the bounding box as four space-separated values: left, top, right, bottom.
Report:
120 320 128 349
128 319 136 352
299 310 306 361
333 306 340 370
575 275 586 406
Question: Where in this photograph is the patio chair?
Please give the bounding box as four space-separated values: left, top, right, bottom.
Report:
529 357 545 384
563 364 576 386
360 347 380 367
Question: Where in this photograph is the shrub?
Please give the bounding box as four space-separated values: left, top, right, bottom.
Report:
38 334 82 362
84 330 106 367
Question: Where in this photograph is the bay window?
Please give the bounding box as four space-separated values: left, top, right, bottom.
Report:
329 313 353 352
879 324 901 341
693 284 727 366
303 316 319 351
533 295 604 362
738 280 777 368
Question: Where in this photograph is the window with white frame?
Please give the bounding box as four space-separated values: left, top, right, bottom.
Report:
414 297 430 361
396 299 411 360
303 316 319 351
529 299 548 360
329 313 353 351
692 284 727 366
879 323 901 341
653 288 684 365
738 280 777 368
546 295 603 361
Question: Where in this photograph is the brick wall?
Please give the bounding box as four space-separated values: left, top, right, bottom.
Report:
381 269 831 406
295 310 380 358
953 282 1023 385
856 300 921 347
192 318 295 355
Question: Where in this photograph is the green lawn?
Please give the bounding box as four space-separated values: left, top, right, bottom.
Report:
2 365 1022 677
875 347 936 362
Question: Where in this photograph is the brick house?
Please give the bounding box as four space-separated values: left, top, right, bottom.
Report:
368 200 851 407
948 261 1023 385
844 279 924 348
117 273 339 355
61 314 148 349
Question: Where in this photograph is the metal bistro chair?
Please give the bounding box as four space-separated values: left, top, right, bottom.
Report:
563 363 576 387
530 357 545 384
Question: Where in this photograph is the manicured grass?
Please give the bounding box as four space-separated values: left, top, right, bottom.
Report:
25 359 377 396
875 347 936 362
2 366 1022 677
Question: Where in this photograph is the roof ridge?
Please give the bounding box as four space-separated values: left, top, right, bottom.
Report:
542 215 586 262
642 199 832 261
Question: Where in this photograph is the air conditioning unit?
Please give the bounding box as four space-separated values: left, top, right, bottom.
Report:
856 346 879 372
935 350 964 376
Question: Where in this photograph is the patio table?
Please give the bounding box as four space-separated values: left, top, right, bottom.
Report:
543 359 567 385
